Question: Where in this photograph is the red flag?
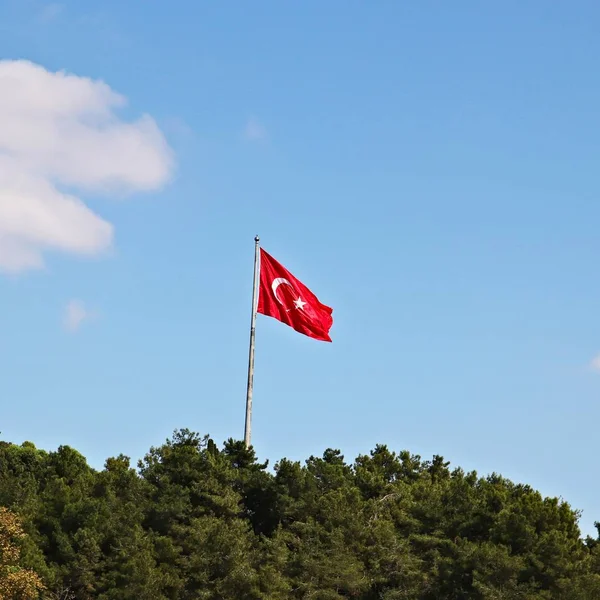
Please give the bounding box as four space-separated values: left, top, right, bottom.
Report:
257 249 333 342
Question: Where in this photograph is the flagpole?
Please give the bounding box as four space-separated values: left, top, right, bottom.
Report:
244 235 260 448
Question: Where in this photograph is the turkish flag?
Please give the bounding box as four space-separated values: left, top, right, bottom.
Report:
257 249 333 342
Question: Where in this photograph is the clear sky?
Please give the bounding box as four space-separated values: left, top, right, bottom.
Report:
1 1 599 535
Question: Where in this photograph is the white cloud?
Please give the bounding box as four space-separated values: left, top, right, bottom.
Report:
243 117 267 141
590 354 600 372
63 299 94 332
0 60 174 272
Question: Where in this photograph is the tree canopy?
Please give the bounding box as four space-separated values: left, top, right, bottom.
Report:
0 432 598 599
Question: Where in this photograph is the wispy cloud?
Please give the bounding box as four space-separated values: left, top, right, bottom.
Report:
243 117 267 141
37 3 65 23
63 299 95 332
590 354 600 372
162 116 194 140
0 59 174 272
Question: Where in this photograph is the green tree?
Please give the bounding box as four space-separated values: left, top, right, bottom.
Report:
0 431 597 599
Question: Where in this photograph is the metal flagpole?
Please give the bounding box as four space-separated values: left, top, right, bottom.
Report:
244 235 260 448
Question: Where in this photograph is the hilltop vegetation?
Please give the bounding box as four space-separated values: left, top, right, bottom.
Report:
0 430 599 599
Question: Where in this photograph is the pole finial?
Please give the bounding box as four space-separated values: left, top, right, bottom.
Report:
254 235 260 243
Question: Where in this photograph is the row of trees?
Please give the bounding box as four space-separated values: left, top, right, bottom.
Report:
0 430 599 599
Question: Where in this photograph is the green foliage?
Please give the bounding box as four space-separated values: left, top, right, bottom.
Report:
0 432 597 599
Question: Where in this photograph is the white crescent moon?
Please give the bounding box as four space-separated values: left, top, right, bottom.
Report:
271 277 294 305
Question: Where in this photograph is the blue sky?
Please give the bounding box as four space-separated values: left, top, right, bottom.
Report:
1 1 600 535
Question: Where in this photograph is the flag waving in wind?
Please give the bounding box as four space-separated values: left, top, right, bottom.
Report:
257 249 333 342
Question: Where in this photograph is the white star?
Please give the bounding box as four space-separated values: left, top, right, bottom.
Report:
293 296 306 310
